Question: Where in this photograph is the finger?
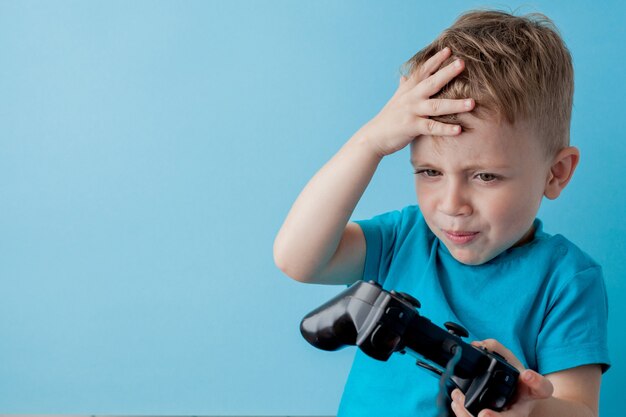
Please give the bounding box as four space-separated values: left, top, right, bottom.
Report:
417 98 474 116
477 409 502 417
451 400 475 417
417 118 462 136
420 46 452 79
406 47 452 87
451 389 474 417
517 370 554 401
416 58 466 98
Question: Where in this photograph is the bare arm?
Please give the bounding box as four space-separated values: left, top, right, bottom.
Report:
273 133 381 285
451 340 602 417
531 365 601 417
274 47 475 284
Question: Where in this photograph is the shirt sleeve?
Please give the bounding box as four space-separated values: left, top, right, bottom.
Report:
536 265 611 375
354 210 403 287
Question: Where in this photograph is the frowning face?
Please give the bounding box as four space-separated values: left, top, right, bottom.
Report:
411 115 552 265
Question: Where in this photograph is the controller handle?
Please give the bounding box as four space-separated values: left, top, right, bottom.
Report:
300 281 382 351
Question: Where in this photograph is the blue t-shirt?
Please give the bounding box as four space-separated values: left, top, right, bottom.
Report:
337 205 610 417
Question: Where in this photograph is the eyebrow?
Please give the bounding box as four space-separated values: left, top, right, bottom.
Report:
409 159 513 171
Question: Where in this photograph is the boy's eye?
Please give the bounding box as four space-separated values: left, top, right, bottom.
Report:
476 173 499 182
415 169 441 177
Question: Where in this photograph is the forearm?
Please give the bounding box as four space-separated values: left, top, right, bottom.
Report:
273 130 381 281
274 48 472 283
530 396 596 417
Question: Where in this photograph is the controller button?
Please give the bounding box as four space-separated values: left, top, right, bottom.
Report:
493 370 516 387
390 290 421 309
444 321 469 338
493 395 507 409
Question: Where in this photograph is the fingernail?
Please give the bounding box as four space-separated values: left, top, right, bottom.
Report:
465 99 473 108
523 371 533 382
454 59 462 68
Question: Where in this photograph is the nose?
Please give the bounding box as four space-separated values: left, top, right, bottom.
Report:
438 180 472 217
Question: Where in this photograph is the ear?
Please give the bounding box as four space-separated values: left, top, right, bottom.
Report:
544 146 580 200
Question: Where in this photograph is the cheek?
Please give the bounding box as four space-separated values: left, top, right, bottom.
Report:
415 183 434 211
486 186 542 233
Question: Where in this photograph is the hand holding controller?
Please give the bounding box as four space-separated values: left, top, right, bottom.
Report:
300 280 519 415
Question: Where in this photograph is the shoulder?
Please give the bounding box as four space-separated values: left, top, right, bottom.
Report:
537 234 602 278
541 234 606 314
527 226 610 374
529 224 601 278
508 223 606 312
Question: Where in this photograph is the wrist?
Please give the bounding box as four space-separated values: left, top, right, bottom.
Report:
350 127 389 160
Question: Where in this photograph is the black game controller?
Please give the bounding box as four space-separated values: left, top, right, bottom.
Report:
300 280 519 415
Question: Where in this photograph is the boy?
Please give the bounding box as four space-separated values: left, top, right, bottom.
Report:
274 10 609 417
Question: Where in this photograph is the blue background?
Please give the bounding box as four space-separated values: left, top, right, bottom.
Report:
0 0 624 415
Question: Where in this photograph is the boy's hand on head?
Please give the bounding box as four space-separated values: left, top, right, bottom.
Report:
450 339 554 417
359 47 474 158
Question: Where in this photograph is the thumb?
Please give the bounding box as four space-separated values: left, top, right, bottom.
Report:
517 370 554 401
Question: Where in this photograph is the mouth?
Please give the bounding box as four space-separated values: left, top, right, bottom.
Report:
443 230 479 245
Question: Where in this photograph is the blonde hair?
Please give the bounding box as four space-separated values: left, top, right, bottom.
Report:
403 10 573 157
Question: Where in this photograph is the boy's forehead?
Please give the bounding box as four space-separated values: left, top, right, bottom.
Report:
410 113 541 165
